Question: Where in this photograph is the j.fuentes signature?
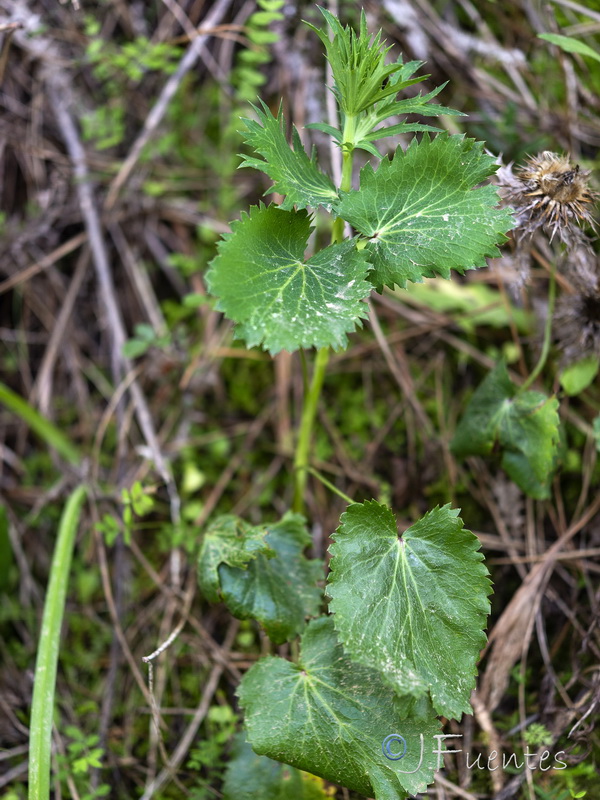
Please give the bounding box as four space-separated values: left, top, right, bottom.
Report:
382 734 567 773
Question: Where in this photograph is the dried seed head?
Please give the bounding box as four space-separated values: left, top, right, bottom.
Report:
554 290 600 363
498 151 597 242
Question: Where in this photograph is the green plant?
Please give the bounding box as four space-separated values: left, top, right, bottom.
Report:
28 485 88 800
196 8 515 799
232 0 285 103
0 381 80 465
96 480 156 546
185 704 239 799
453 146 599 500
82 21 182 151
56 725 109 800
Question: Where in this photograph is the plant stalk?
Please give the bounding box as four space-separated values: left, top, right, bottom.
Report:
28 484 88 800
293 347 330 512
292 116 356 513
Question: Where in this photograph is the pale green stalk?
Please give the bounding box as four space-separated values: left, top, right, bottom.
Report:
28 485 88 800
293 116 357 513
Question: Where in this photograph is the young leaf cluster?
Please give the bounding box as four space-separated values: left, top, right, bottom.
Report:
207 8 513 354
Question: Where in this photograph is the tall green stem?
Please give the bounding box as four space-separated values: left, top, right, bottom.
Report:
29 485 88 800
293 116 356 513
293 347 330 512
520 260 557 393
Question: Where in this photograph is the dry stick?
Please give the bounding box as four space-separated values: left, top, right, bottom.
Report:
109 223 166 335
481 492 600 710
490 547 600 566
94 528 157 711
434 774 480 800
139 620 239 800
48 80 180 526
32 248 89 416
518 608 538 800
0 232 87 295
158 0 198 40
104 0 234 209
128 537 242 680
142 570 197 792
368 301 433 433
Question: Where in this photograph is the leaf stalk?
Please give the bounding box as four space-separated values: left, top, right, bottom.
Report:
293 117 357 513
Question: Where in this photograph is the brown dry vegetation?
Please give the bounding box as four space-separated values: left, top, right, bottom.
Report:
0 1 599 799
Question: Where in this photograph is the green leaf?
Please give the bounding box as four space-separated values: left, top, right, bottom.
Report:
238 48 271 66
403 278 532 334
451 362 561 499
327 502 491 719
240 102 338 210
197 515 274 604
258 0 285 9
335 134 513 290
223 733 328 800
306 9 408 116
206 205 372 354
250 11 284 25
355 83 463 149
304 121 342 142
0 381 81 465
235 67 267 87
248 29 279 45
29 486 88 800
593 415 600 453
360 122 443 145
239 616 441 798
198 513 323 643
559 357 599 396
538 33 600 64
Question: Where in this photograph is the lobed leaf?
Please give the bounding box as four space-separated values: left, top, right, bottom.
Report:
240 101 338 210
334 134 513 290
327 501 491 719
198 512 323 644
197 515 274 604
206 205 372 354
222 733 328 800
559 357 598 396
451 362 561 499
239 616 441 799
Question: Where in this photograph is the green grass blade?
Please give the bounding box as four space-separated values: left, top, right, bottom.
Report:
28 485 88 800
0 381 81 465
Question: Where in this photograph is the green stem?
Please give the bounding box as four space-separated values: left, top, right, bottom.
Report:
306 466 354 505
29 484 88 800
331 115 356 243
292 116 357 514
520 261 557 393
293 347 330 512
